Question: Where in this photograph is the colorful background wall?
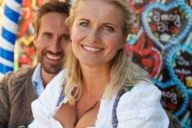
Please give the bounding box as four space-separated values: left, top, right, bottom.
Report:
0 0 192 127
125 0 192 127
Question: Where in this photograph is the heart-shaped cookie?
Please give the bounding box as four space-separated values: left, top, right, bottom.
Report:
152 42 192 116
142 1 192 50
125 32 162 77
166 44 192 92
153 78 190 116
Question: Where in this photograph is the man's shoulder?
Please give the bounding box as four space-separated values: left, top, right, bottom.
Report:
0 67 37 128
0 66 36 88
11 66 35 78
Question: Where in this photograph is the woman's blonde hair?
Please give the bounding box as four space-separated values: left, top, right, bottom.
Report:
64 0 149 104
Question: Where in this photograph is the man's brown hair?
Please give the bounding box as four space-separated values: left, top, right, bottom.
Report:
34 1 70 36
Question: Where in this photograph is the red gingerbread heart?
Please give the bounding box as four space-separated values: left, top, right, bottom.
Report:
125 32 162 77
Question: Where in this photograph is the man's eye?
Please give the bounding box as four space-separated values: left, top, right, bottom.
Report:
61 35 71 42
79 22 88 27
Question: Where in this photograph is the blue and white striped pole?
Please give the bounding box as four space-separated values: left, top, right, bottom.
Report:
0 0 22 77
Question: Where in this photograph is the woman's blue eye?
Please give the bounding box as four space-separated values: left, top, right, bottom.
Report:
42 33 52 39
104 26 114 32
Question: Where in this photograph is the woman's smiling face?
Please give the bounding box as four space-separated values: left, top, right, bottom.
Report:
71 0 126 67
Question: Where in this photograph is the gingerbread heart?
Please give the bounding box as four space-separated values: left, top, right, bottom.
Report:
153 78 190 116
165 44 192 92
142 1 192 50
126 0 157 43
152 42 192 116
126 0 159 44
125 32 162 77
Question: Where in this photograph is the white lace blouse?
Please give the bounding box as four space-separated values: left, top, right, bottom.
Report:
28 70 169 128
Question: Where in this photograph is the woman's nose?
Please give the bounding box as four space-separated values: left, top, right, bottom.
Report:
86 28 100 43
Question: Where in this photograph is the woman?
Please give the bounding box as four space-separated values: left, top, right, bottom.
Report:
29 0 169 127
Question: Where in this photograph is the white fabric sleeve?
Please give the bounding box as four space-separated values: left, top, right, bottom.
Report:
117 81 169 128
28 70 66 128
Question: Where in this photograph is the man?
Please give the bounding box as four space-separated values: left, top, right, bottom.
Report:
0 1 70 127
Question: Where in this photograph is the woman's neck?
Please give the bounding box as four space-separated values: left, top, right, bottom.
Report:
81 64 110 96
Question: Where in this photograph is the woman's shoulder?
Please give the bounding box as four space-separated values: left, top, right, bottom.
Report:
116 80 169 127
124 80 161 100
117 80 163 118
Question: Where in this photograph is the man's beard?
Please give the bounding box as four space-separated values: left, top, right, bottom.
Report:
41 60 62 74
39 51 64 74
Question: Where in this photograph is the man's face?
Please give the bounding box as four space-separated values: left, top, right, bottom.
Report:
34 12 70 74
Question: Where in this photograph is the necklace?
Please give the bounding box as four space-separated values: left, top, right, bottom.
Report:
76 100 100 120
84 101 99 114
